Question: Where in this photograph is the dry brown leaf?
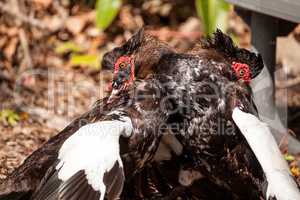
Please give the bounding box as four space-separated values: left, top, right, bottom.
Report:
20 112 30 121
0 36 7 49
291 166 300 177
119 6 144 31
7 27 19 37
66 16 86 35
44 16 63 32
179 17 202 33
86 27 101 37
65 12 95 35
4 37 18 59
32 0 53 8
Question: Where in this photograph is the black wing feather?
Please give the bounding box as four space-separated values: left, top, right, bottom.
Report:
63 175 90 200
32 170 101 200
59 171 88 200
59 171 100 200
32 169 61 200
104 161 125 199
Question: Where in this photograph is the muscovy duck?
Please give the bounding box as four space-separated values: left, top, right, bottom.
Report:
102 28 175 80
84 28 300 199
0 72 185 200
1 28 298 199
0 30 178 200
0 29 189 200
101 28 273 199
31 74 177 200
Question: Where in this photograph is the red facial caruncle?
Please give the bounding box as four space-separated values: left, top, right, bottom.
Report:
114 56 135 88
107 56 135 102
113 56 135 82
232 62 251 84
106 56 135 92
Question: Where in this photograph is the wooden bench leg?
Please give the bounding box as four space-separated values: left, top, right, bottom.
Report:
250 11 278 117
251 11 278 83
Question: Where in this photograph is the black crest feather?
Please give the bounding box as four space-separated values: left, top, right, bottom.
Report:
101 28 145 70
202 29 264 79
123 28 145 54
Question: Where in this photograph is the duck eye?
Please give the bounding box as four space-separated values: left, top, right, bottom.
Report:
119 62 126 69
239 69 245 77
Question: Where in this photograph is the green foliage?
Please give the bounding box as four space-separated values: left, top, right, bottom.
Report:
196 0 230 36
55 42 83 54
70 54 101 69
284 154 296 162
95 0 122 31
55 42 101 69
0 109 20 126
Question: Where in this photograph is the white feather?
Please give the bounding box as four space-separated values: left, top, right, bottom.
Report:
232 108 300 200
56 112 133 200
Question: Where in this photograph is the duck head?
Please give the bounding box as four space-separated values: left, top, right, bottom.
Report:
109 55 135 101
102 28 174 102
199 29 264 84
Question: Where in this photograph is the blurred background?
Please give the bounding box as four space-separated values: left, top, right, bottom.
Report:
0 0 300 182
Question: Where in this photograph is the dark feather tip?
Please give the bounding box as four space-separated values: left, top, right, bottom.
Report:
202 29 264 79
101 28 145 70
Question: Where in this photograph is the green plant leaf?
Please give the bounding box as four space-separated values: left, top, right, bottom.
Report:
0 109 20 126
284 154 296 162
55 42 83 54
70 54 101 69
215 0 230 32
95 0 122 31
196 0 216 37
196 0 230 36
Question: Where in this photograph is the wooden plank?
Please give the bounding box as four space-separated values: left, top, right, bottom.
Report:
226 0 300 23
251 12 277 80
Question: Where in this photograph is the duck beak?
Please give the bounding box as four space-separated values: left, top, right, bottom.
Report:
108 88 120 103
107 81 126 103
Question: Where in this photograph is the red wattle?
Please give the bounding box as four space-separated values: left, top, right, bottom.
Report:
232 62 251 84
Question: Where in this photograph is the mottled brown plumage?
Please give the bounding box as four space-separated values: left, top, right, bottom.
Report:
0 29 266 200
101 28 266 199
0 75 175 200
102 28 175 79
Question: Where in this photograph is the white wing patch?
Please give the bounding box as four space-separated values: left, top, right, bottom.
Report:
56 113 132 200
232 108 300 200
